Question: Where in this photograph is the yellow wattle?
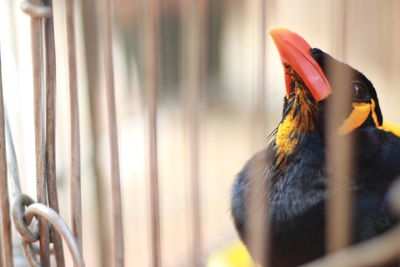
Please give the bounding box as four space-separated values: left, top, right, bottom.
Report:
337 99 400 138
337 102 371 136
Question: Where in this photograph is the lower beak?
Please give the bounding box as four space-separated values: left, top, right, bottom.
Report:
269 28 331 101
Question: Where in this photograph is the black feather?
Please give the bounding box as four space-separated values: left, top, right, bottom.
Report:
231 48 400 267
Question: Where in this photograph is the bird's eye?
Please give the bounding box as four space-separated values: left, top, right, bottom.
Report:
351 81 370 102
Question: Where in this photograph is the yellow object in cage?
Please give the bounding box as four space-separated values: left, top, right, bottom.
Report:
206 241 256 267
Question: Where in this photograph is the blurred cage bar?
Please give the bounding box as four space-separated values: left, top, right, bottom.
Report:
1 0 400 267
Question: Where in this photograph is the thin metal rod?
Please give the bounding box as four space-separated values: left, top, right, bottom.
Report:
25 203 85 267
247 1 270 266
5 116 22 196
181 0 206 265
0 46 14 267
259 0 266 119
252 0 268 149
143 0 161 265
43 0 65 264
303 224 400 267
80 0 109 265
303 180 400 267
29 2 50 264
245 154 269 267
326 0 352 253
102 0 125 266
65 0 83 249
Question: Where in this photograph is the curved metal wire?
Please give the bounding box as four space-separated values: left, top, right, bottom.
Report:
5 115 22 196
20 0 52 18
21 240 55 266
303 179 400 267
22 241 40 267
12 194 39 243
12 193 85 266
24 203 85 267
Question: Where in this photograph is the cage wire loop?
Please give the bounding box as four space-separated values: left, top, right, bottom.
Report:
13 195 85 267
20 0 52 18
21 241 56 267
12 194 39 243
25 203 85 267
31 241 55 255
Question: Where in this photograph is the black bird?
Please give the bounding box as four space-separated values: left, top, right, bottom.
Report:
231 28 400 267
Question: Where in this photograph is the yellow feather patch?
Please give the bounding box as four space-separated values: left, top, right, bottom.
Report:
206 241 256 267
379 121 400 137
276 109 299 163
274 66 318 164
275 89 316 164
371 99 400 137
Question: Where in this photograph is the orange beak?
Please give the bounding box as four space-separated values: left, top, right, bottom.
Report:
269 28 331 101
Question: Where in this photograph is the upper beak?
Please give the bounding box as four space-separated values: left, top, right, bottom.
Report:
269 28 331 101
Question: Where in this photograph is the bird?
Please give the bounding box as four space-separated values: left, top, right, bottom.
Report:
230 28 400 267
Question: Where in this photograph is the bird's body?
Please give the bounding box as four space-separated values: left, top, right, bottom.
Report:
231 29 400 267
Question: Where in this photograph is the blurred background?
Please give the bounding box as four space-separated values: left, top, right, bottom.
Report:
1 0 400 266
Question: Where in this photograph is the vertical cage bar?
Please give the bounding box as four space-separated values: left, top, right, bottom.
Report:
251 0 269 148
258 0 267 124
43 0 66 265
143 0 161 265
102 0 125 266
181 0 206 265
65 0 83 249
246 0 270 266
0 46 14 267
80 0 109 265
326 0 352 253
30 3 51 264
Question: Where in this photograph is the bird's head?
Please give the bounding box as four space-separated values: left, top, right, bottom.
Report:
269 28 400 165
